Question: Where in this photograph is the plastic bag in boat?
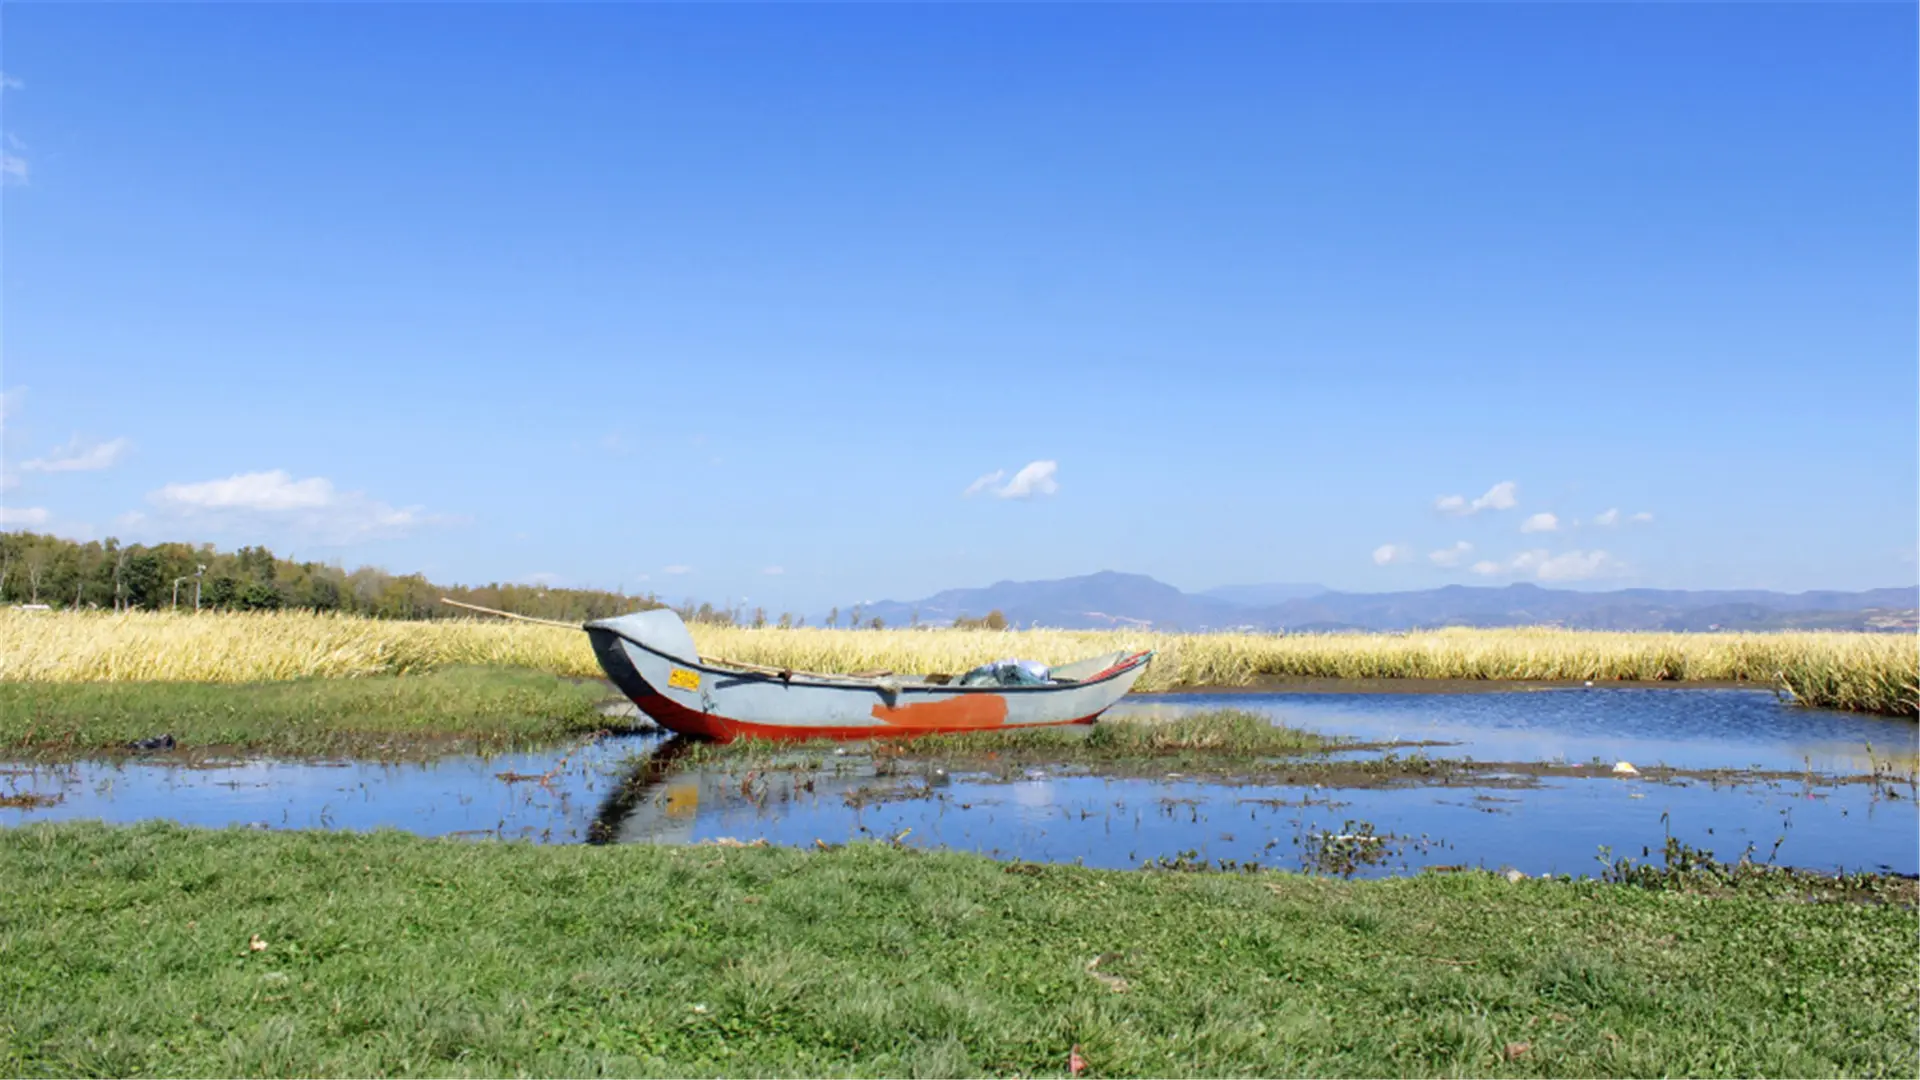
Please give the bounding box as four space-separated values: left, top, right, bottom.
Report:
955 658 1053 687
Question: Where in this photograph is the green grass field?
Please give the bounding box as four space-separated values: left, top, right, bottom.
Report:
0 668 622 759
1 822 1912 1078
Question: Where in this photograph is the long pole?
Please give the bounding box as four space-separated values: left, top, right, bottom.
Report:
436 597 888 682
438 597 582 629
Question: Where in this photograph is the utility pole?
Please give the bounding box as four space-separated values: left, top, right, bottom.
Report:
173 577 189 611
194 564 206 612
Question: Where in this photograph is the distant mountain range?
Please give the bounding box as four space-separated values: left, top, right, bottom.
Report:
826 571 1919 633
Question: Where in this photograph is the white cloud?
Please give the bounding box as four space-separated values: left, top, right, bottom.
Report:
1593 507 1652 527
0 386 21 422
1472 554 1519 577
156 471 334 511
115 510 147 528
761 565 785 576
1373 543 1413 566
1520 512 1558 534
999 460 1059 498
21 435 130 473
965 460 1060 500
963 470 1005 497
0 504 85 540
1 133 25 188
1 77 25 186
1471 548 1624 582
1476 481 1518 511
1435 481 1517 516
1533 550 1622 581
1428 541 1473 568
145 469 442 542
662 565 692 575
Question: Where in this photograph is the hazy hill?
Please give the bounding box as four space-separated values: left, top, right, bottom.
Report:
835 571 1250 631
1196 583 1330 607
828 574 1917 633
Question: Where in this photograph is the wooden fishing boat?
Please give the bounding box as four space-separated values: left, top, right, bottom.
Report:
583 608 1154 742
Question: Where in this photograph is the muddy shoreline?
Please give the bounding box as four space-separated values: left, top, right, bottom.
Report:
695 741 1915 793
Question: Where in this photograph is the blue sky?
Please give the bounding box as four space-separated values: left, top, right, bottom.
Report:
2 4 1913 612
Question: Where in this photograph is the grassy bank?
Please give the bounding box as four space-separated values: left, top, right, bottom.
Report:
0 668 622 759
3 610 1914 716
1 823 1912 1077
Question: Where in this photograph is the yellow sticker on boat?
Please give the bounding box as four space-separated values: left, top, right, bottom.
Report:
668 666 701 691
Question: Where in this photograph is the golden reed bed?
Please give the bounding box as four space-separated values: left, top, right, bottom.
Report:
1 610 1912 715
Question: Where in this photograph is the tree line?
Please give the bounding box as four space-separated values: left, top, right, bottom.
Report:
0 531 672 623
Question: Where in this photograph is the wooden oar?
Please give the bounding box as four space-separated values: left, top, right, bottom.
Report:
437 597 582 629
438 597 899 683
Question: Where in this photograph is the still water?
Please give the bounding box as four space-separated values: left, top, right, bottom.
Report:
4 688 1913 878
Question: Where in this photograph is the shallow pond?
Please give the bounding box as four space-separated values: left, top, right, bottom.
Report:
3 688 1913 879
1111 687 1918 775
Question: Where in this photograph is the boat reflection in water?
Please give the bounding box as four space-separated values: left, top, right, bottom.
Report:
585 735 945 848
